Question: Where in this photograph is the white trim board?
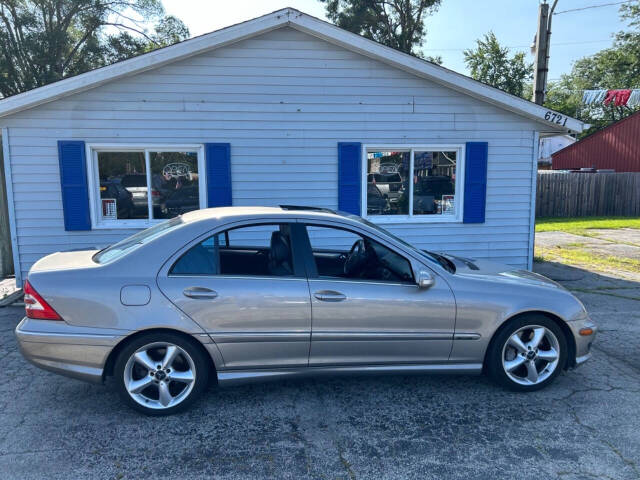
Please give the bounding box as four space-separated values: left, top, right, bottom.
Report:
528 131 540 270
361 144 465 224
0 8 584 134
1 128 21 286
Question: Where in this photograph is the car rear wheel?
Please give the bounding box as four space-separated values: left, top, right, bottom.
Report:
114 332 209 415
487 315 567 391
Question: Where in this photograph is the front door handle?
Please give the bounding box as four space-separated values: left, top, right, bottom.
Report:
314 290 347 302
183 287 218 299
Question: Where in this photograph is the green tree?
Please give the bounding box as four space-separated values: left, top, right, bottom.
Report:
463 31 533 98
545 1 640 136
0 1 189 98
319 0 441 57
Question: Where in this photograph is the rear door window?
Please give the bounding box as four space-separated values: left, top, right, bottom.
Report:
170 223 298 277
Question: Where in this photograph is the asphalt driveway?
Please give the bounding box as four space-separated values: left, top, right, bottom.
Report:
1 262 639 480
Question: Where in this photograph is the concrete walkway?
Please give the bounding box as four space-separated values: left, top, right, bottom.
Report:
0 277 21 306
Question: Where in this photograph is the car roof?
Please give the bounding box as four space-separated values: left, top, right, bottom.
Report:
180 206 347 225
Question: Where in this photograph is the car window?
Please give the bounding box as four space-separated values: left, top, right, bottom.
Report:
170 223 296 277
93 217 183 264
305 225 414 283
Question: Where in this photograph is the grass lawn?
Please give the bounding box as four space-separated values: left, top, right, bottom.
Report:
536 217 640 234
535 216 640 275
535 246 640 274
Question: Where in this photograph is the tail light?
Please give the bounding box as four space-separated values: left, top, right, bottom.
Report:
151 190 161 197
23 280 62 320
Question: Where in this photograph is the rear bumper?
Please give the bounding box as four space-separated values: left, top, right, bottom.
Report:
15 318 123 384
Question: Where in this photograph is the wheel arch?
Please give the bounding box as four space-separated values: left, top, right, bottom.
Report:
103 328 218 383
482 310 577 372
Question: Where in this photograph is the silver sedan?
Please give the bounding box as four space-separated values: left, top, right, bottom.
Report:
16 206 596 415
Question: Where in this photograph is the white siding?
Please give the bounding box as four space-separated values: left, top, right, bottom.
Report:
1 27 538 281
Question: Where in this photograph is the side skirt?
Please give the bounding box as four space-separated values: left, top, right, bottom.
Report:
216 363 483 387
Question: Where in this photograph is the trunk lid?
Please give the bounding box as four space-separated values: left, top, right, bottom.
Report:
29 249 100 273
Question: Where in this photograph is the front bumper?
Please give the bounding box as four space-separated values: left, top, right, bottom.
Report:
15 318 124 384
567 316 597 368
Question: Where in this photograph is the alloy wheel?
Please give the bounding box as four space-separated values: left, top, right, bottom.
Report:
501 325 560 386
123 342 196 410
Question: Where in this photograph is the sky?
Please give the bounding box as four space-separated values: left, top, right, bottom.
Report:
161 0 631 81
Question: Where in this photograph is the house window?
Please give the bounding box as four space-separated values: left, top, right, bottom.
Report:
88 145 205 228
364 145 464 222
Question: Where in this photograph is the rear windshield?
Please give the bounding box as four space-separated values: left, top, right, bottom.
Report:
93 217 183 264
121 175 147 188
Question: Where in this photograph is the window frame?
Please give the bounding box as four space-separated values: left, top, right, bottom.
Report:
361 144 466 224
86 143 207 229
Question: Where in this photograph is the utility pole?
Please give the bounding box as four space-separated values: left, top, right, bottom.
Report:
532 0 558 105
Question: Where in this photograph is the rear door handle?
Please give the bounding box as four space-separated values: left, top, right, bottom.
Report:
314 290 347 302
183 287 218 299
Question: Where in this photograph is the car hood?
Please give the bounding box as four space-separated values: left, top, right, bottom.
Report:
440 253 564 289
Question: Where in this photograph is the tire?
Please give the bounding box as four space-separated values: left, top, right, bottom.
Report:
487 315 568 392
114 332 210 415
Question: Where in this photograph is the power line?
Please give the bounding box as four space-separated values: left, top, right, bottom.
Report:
422 39 612 52
554 1 633 15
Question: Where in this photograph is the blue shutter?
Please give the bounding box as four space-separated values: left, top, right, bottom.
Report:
205 143 231 207
338 142 362 215
463 142 488 223
58 140 91 231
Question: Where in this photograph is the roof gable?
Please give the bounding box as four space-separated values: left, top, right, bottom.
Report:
0 7 584 133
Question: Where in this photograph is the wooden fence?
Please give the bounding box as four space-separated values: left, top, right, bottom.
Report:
536 172 640 218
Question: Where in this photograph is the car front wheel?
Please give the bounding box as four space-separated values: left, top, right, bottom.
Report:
114 332 209 415
488 315 567 391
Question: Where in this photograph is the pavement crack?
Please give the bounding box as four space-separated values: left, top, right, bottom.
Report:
564 401 640 478
601 439 640 477
337 443 356 480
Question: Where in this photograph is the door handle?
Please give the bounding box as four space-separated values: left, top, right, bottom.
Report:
314 290 347 302
183 287 218 299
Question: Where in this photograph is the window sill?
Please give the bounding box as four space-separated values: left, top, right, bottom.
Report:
92 220 164 230
365 214 462 224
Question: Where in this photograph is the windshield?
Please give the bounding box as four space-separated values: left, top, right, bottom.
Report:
343 213 446 269
93 217 183 264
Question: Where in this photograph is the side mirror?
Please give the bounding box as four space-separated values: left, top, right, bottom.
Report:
417 270 436 289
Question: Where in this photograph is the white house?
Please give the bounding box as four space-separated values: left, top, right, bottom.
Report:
0 8 585 285
538 134 576 168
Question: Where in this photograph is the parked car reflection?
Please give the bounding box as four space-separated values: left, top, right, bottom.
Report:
121 174 162 215
99 181 135 219
160 185 200 218
366 183 390 215
412 176 455 215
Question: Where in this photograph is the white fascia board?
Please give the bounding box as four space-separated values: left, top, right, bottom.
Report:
0 10 290 118
290 12 585 134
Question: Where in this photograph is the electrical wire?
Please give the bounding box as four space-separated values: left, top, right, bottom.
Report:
422 39 612 51
554 1 633 15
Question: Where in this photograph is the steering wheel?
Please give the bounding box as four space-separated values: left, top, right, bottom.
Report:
344 239 366 276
